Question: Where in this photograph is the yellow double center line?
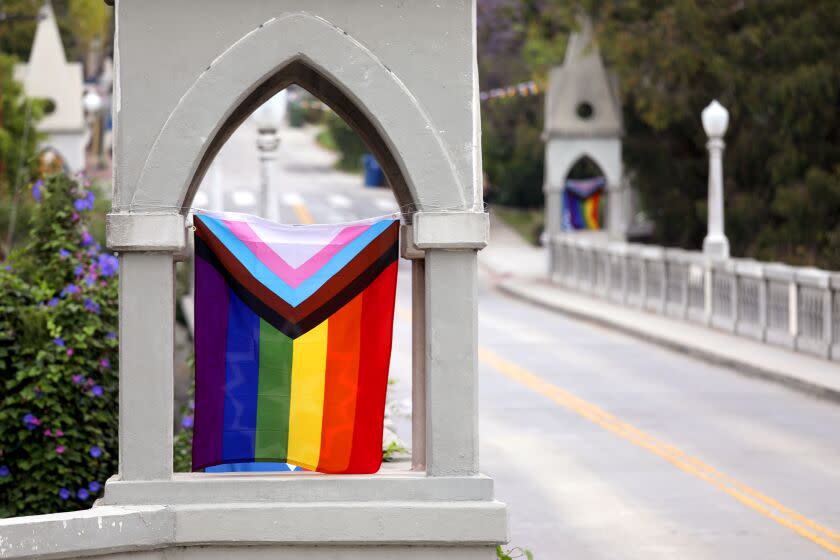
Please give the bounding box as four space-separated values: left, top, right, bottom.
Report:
292 202 314 225
478 347 840 556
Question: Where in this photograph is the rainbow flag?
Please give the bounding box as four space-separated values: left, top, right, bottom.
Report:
192 211 399 474
562 177 604 231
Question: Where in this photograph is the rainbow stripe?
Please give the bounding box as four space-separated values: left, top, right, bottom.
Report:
192 213 398 473
561 177 604 231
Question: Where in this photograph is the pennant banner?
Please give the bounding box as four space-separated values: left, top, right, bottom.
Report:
562 177 605 231
192 211 399 474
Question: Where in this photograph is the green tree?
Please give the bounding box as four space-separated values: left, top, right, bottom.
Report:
523 0 840 267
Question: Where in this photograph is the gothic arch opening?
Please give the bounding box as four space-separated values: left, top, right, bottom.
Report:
183 60 414 217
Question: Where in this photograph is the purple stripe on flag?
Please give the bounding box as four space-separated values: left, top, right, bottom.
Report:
192 253 229 470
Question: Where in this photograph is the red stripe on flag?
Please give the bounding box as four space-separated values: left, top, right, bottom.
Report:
345 262 398 473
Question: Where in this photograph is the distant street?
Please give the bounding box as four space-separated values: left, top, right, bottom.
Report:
195 118 840 559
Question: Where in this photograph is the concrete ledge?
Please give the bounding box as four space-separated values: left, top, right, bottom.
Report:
413 212 488 250
0 505 172 559
101 471 495 506
106 213 186 252
497 277 840 402
0 501 506 558
173 501 508 545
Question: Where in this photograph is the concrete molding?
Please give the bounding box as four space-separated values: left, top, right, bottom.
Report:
106 213 186 252
413 212 488 250
124 12 468 214
100 472 495 506
0 501 507 559
400 223 425 260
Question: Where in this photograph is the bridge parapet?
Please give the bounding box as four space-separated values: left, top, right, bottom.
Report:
549 233 840 361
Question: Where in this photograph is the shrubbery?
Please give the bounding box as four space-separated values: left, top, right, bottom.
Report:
321 111 367 172
0 173 119 517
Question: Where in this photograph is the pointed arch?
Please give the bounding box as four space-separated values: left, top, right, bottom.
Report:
545 138 622 192
126 12 467 215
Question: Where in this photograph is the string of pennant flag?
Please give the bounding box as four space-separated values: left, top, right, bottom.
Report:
480 80 543 102
295 79 543 112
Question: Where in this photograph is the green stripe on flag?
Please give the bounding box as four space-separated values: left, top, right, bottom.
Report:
255 319 293 460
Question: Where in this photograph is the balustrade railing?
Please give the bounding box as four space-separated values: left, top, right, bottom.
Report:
548 233 840 360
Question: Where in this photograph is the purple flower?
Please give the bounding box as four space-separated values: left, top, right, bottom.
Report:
100 358 110 369
0 465 9 478
105 331 117 340
58 487 71 500
86 246 98 257
73 190 95 212
23 413 41 430
71 212 80 222
91 385 103 397
60 284 80 297
181 415 194 429
74 264 85 276
72 374 85 385
3 265 11 271
58 249 71 258
44 428 53 436
66 348 74 357
76 488 89 500
47 297 60 307
55 429 64 437
84 298 100 314
89 446 102 458
53 338 65 347
80 231 93 247
84 275 96 286
98 254 119 277
55 445 65 454
88 481 101 493
31 179 43 202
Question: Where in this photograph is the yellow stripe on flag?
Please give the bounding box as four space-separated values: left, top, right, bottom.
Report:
287 319 329 469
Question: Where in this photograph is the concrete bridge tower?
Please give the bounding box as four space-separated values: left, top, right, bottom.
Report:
543 19 625 250
0 2 506 558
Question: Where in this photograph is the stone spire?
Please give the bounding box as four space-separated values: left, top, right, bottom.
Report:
544 17 622 139
14 1 85 133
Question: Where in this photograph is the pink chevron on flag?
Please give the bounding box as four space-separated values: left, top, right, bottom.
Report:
222 219 371 288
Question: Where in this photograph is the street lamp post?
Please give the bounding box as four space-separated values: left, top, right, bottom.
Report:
251 91 287 220
701 100 730 259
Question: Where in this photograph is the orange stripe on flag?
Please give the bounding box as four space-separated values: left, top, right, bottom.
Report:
317 294 363 473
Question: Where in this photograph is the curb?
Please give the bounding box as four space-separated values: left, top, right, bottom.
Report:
496 278 840 405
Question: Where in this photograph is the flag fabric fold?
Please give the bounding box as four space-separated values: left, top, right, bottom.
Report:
192 211 399 474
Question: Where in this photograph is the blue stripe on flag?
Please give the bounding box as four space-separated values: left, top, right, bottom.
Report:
222 288 261 462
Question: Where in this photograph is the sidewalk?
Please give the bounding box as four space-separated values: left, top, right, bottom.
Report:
480 211 840 401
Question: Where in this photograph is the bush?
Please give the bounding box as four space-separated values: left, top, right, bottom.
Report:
322 111 367 172
0 173 119 517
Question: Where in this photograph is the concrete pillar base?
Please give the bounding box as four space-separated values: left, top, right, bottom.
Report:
703 235 730 260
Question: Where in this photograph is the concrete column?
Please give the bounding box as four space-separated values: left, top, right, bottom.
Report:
702 100 730 259
424 249 478 476
607 182 625 241
411 259 427 471
118 252 175 480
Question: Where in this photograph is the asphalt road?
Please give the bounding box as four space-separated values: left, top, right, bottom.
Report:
196 118 840 559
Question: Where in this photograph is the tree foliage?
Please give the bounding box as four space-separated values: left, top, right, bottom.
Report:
521 0 840 267
0 174 119 517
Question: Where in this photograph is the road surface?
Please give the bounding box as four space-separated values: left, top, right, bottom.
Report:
194 117 840 559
